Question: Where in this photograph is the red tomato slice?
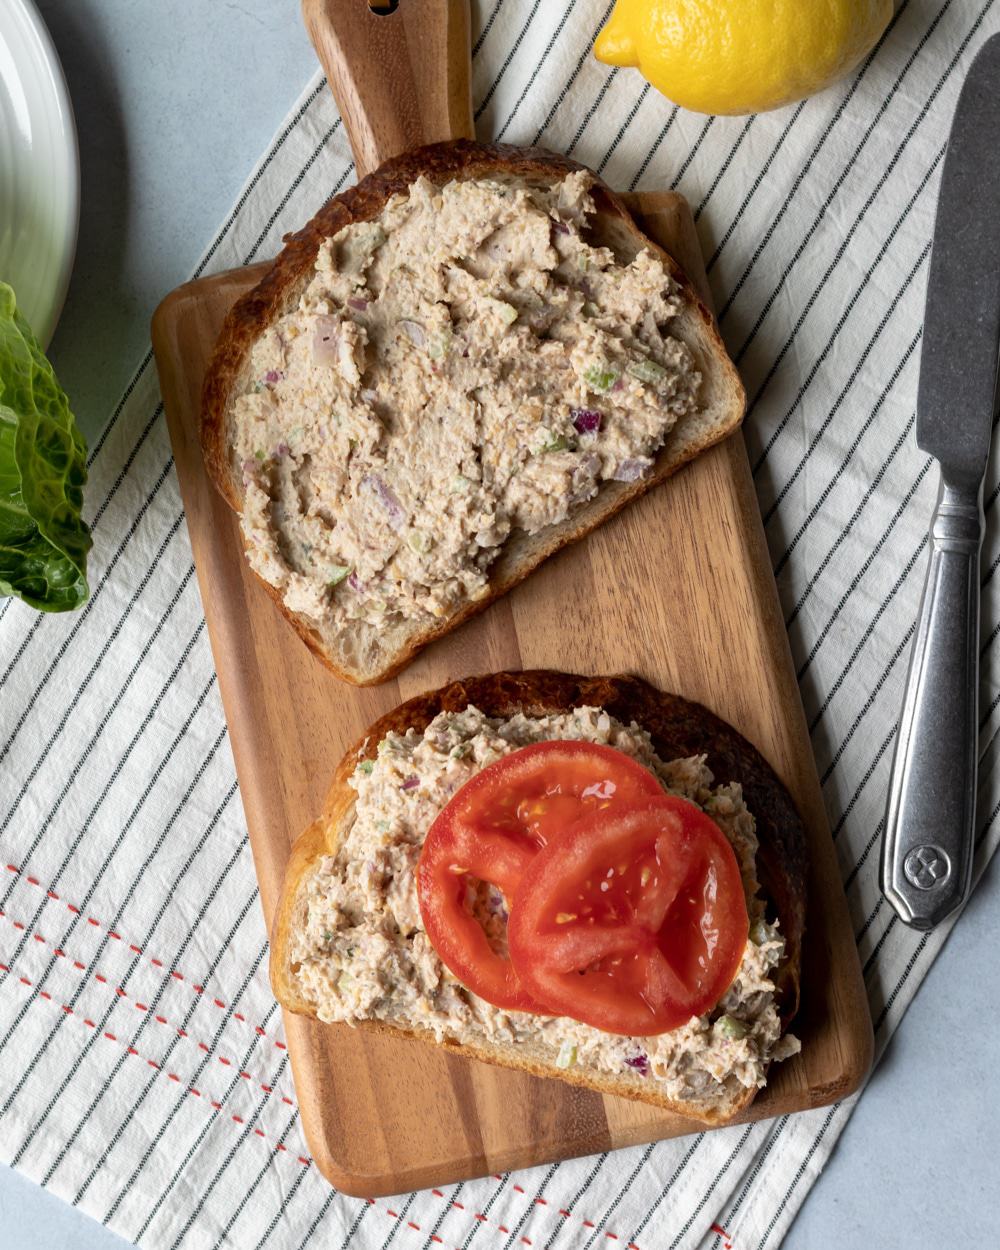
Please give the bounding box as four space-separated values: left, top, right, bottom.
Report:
417 741 664 1012
507 798 749 1035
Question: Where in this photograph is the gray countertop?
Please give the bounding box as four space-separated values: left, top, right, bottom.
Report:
2 2 997 1245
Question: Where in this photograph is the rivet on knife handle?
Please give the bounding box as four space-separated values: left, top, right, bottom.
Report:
881 476 982 930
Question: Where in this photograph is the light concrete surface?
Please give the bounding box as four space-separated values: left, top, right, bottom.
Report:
38 0 317 442
2 2 997 1246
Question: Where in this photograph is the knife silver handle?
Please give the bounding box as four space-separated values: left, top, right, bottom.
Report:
881 474 983 930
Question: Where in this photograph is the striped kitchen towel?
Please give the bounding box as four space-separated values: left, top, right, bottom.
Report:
2 1 1000 1247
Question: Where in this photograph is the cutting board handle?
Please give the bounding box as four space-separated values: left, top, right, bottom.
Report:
302 0 474 180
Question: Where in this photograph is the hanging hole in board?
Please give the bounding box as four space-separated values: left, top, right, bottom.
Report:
369 0 400 13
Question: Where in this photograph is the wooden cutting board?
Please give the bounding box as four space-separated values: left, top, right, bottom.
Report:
151 190 872 1197
150 0 872 1198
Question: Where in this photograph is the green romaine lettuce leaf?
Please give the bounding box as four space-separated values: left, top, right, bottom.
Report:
0 281 91 612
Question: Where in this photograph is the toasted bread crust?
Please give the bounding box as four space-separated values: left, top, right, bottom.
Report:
201 141 746 684
270 670 807 1125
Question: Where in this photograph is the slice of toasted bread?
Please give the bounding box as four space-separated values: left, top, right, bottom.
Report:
270 671 807 1127
201 141 746 685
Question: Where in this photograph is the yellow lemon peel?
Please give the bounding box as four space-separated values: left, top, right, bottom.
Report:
594 0 894 116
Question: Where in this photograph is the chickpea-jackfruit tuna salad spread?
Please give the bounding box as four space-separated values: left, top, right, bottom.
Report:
288 707 799 1103
234 172 701 628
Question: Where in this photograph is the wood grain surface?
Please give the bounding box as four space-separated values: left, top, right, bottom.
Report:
303 0 474 180
151 190 873 1197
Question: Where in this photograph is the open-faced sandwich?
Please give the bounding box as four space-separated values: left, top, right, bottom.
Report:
202 141 745 685
271 672 807 1125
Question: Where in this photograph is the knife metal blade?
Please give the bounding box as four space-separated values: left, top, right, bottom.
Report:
916 33 1000 480
882 33 1000 931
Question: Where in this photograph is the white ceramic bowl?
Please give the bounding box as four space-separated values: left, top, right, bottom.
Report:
0 0 79 349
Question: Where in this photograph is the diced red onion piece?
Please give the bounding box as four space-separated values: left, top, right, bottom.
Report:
571 407 603 434
348 297 369 312
312 316 341 366
552 220 570 235
273 442 290 458
398 319 426 347
263 369 283 385
485 884 508 919
364 474 405 528
612 458 652 483
241 458 256 475
625 1053 650 1077
348 572 363 592
400 775 420 791
612 378 626 393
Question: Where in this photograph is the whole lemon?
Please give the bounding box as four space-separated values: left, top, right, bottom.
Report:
594 0 894 115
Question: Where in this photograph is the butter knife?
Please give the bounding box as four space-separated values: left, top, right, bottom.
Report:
881 33 1000 931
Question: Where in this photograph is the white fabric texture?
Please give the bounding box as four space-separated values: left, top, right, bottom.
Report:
2 2 1000 1247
